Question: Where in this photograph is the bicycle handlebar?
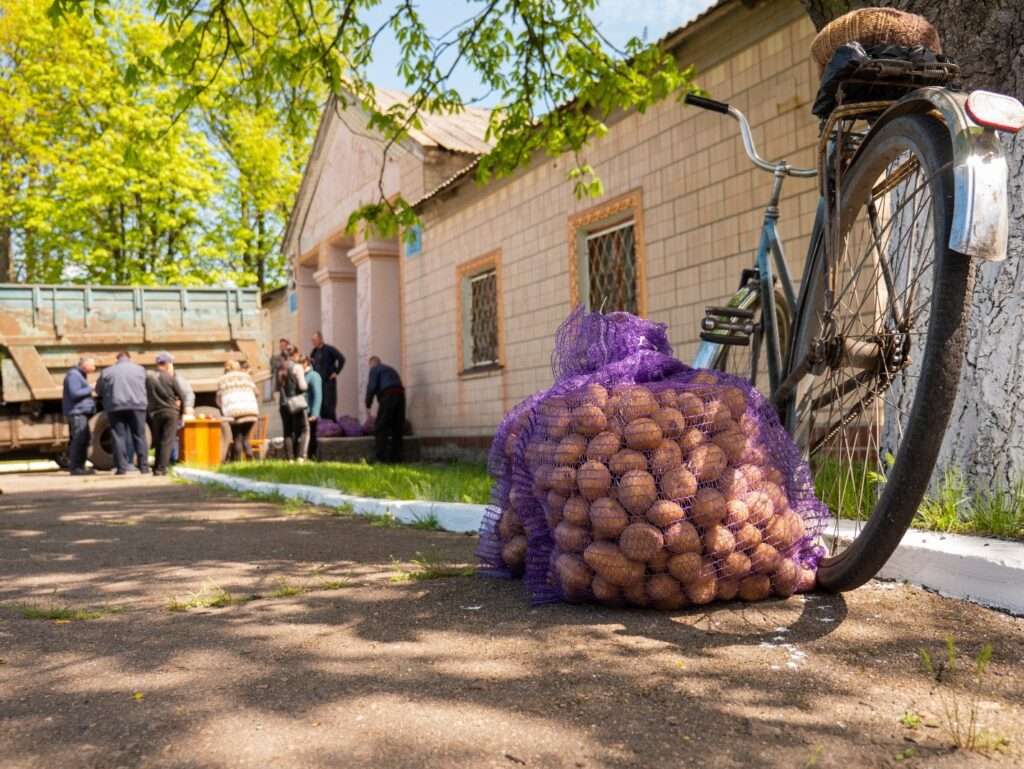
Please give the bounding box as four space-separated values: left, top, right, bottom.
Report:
684 93 817 178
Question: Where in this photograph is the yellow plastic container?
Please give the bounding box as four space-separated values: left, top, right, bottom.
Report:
180 417 223 467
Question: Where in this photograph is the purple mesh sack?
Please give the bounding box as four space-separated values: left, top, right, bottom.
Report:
478 308 828 608
317 419 344 438
336 415 365 437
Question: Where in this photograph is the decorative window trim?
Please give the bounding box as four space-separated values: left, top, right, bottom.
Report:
455 249 505 376
567 188 647 316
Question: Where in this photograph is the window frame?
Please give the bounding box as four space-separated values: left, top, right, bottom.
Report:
455 250 505 376
568 189 647 316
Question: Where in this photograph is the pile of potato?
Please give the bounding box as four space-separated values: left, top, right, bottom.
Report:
493 371 818 609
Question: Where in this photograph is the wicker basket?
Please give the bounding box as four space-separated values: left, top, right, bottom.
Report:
810 8 942 73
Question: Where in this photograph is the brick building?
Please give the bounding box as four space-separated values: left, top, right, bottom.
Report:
282 0 822 452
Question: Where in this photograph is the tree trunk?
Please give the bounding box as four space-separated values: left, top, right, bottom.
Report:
800 0 1024 489
0 227 13 282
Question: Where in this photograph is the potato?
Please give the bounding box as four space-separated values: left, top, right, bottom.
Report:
720 551 752 580
685 575 717 605
554 521 592 553
716 578 740 601
576 460 612 501
788 512 807 545
772 558 799 598
741 444 767 466
586 431 622 463
678 426 706 454
541 397 572 439
651 407 687 440
618 470 658 515
750 543 781 574
739 412 761 438
724 499 750 528
647 574 687 610
704 399 734 433
764 512 803 551
718 467 749 499
691 488 727 528
676 391 705 425
580 382 609 410
645 499 685 528
690 370 719 388
738 463 765 487
556 553 593 599
498 508 524 540
502 535 528 572
624 417 663 451
591 574 623 605
603 392 622 421
712 430 747 464
738 574 771 602
743 491 775 527
524 440 546 470
609 448 647 476
668 551 703 584
618 386 658 422
688 443 728 483
534 463 554 493
656 389 678 408
703 524 736 559
763 465 784 486
545 503 563 530
583 541 645 586
548 465 578 497
660 466 698 501
619 522 665 562
572 403 608 437
760 481 789 513
623 579 651 607
554 433 588 466
546 488 567 512
589 497 629 540
797 566 817 593
720 386 748 420
562 495 590 527
734 523 763 552
648 547 670 573
649 440 682 476
508 485 528 512
663 521 702 554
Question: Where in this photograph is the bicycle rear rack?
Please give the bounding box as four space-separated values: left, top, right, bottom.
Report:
700 305 756 346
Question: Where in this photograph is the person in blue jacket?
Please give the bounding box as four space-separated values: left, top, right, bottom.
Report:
303 356 323 461
62 357 97 475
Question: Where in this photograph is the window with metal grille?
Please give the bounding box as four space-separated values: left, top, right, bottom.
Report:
464 268 499 367
581 220 638 314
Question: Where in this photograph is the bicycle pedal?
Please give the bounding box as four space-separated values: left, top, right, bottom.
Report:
705 305 755 320
700 331 751 346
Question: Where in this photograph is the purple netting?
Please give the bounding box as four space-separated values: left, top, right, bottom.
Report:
336 415 366 437
478 308 829 609
317 419 344 438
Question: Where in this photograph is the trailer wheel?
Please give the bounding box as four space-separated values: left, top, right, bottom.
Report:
88 412 152 471
194 406 232 463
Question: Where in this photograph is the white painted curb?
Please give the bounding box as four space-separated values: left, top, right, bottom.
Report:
173 467 486 534
174 468 1024 615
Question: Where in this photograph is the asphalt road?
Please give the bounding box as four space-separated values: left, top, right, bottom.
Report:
1 471 1022 769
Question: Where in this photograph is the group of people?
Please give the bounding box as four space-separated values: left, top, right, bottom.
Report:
273 332 406 463
61 351 262 476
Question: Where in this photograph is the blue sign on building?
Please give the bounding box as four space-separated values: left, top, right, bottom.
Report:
288 291 298 313
405 224 422 257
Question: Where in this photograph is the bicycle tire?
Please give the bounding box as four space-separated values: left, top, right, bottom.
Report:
785 113 975 592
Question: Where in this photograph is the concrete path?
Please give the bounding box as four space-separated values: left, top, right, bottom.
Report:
1 472 1022 769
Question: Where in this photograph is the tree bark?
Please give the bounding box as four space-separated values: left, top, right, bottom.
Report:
800 0 1024 488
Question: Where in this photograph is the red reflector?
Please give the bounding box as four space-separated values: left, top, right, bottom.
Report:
966 91 1024 133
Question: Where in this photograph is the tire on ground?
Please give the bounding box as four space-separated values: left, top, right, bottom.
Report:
87 411 154 471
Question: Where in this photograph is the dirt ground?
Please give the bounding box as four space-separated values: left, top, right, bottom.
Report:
0 471 1022 769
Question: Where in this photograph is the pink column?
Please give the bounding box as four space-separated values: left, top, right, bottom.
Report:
313 241 358 419
348 239 402 420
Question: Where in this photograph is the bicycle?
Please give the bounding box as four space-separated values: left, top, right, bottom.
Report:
687 57 1022 592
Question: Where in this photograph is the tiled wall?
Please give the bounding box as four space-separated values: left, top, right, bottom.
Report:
401 5 822 439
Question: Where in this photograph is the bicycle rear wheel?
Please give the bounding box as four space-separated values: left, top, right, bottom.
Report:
785 113 975 592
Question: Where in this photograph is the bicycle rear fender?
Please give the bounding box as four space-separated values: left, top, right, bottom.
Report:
856 87 1010 262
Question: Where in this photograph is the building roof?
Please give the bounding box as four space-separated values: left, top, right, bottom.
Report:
373 88 493 155
412 0 735 210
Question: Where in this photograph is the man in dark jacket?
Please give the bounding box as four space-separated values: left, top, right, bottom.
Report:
62 357 97 475
310 331 344 421
98 352 149 475
146 353 185 476
365 355 405 463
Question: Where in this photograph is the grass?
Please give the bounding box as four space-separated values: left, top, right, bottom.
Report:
389 551 475 583
167 582 250 612
920 637 1010 754
15 603 113 621
814 458 1024 541
217 460 491 505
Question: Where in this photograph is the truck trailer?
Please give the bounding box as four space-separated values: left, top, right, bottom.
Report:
0 284 270 469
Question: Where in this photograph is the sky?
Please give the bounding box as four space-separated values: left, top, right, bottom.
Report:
362 0 721 106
